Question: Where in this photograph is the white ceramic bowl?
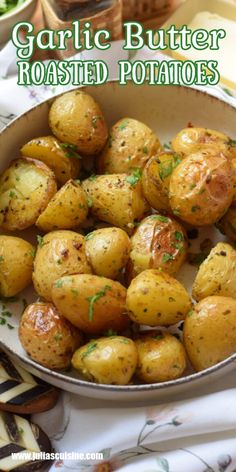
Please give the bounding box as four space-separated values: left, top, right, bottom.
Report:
0 0 37 46
0 82 236 402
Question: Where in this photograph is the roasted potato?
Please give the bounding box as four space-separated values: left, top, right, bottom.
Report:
171 127 231 157
36 180 88 232
19 302 82 370
33 230 91 301
169 150 235 226
183 296 236 371
85 227 131 279
0 235 34 297
217 206 236 242
72 336 138 385
82 173 149 234
51 274 129 334
192 242 236 301
21 136 80 186
0 158 57 231
49 90 108 156
135 331 187 383
142 152 182 212
127 215 187 281
126 269 192 326
98 117 161 174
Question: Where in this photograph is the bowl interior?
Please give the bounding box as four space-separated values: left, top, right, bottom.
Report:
0 82 236 399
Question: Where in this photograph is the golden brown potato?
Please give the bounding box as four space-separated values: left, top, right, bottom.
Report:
82 173 149 234
126 269 192 326
183 296 236 371
98 117 161 174
0 158 57 231
33 231 91 301
192 242 236 301
21 136 80 186
172 127 230 156
51 274 129 335
72 336 138 385
127 215 187 281
19 302 82 370
36 180 88 232
169 150 235 226
217 206 236 242
0 235 34 297
142 152 182 212
85 227 131 279
49 90 108 156
135 331 187 383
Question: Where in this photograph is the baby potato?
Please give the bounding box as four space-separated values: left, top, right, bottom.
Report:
169 150 235 226
172 127 230 156
82 173 149 234
142 152 182 212
217 206 236 242
85 227 131 279
36 180 88 232
126 269 192 326
0 235 34 297
183 296 236 371
33 230 91 301
0 158 57 231
51 274 129 335
49 90 108 156
98 117 161 174
192 242 236 301
19 302 82 370
127 215 187 281
135 331 187 383
21 136 80 186
72 336 138 385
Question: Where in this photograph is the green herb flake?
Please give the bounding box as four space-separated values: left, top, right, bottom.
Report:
37 235 46 248
29 248 36 258
0 318 6 325
153 334 163 341
151 215 169 223
18 427 24 435
85 232 95 241
162 252 174 263
163 142 171 150
188 309 194 317
86 285 111 321
88 174 97 181
190 183 196 190
191 205 201 213
126 168 142 186
81 341 97 359
229 139 236 148
54 280 64 289
87 197 93 208
143 146 149 155
118 120 128 131
54 332 63 342
0 256 4 262
59 143 82 160
159 154 181 181
173 209 181 216
174 231 184 241
9 190 16 199
104 329 117 337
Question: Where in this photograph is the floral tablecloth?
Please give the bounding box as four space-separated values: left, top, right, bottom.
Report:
1 40 236 472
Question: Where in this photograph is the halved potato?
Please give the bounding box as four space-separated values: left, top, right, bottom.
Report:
36 180 88 232
21 136 80 186
0 158 57 231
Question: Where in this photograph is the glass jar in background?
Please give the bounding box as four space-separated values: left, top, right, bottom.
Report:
49 0 116 21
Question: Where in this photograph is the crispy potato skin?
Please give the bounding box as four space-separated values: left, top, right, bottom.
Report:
126 269 192 326
36 180 88 232
0 158 57 231
85 227 131 279
135 331 187 383
21 136 80 186
169 151 235 226
72 336 138 385
51 274 129 335
82 174 149 234
98 117 161 174
19 302 82 370
33 230 91 301
172 127 230 156
49 90 108 156
127 215 187 281
192 242 236 301
183 296 236 371
0 236 34 297
217 206 236 242
142 152 182 212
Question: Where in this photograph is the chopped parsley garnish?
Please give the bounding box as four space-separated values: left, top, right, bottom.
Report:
54 332 63 342
151 215 169 223
37 235 46 248
85 232 95 240
126 168 142 186
118 120 128 131
59 143 82 160
87 285 111 321
173 209 181 216
29 248 36 258
104 329 117 337
159 154 181 181
162 252 174 263
153 334 163 340
174 231 184 241
229 139 236 148
143 146 149 154
188 309 194 317
81 341 97 359
0 0 25 16
163 142 171 150
9 190 16 198
88 174 97 181
54 280 64 288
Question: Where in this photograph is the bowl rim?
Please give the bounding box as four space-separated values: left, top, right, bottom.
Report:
1 81 236 392
0 0 36 21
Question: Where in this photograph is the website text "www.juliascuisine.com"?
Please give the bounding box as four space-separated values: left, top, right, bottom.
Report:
11 451 104 461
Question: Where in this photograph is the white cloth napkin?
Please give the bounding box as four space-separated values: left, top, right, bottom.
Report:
1 40 236 472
